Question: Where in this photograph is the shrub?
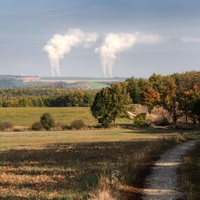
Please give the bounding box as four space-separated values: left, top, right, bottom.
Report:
156 117 170 126
40 113 55 130
31 121 44 131
54 122 67 130
3 121 13 130
0 121 13 131
134 113 147 127
71 120 86 129
13 128 21 132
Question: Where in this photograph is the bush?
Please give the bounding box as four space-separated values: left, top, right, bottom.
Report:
134 113 147 127
156 117 170 126
3 121 13 130
0 121 13 131
13 128 21 132
31 121 44 131
54 122 67 130
40 113 55 130
71 120 86 129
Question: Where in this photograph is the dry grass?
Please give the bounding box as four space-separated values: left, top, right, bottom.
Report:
180 141 200 200
88 176 118 200
0 129 176 150
0 128 182 199
89 136 180 200
0 141 151 199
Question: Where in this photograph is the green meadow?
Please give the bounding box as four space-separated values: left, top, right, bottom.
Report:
0 107 131 128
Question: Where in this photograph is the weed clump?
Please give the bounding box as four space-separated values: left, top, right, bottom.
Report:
54 122 67 130
31 121 44 131
0 121 13 131
89 175 118 200
71 120 86 129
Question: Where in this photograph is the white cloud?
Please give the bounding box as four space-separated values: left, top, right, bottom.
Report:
136 32 168 44
181 36 200 43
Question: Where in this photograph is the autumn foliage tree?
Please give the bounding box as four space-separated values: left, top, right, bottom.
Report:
140 75 178 124
140 86 160 112
158 76 178 124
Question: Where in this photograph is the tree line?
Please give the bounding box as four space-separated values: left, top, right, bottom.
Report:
0 87 97 107
92 70 200 126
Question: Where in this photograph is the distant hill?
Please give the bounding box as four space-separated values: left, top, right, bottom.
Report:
0 75 126 89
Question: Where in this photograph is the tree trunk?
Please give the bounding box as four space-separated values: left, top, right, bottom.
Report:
114 118 116 126
173 108 177 125
185 110 188 124
193 116 196 125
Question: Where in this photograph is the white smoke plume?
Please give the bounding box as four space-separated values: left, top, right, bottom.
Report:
43 28 98 76
95 33 137 78
96 32 166 78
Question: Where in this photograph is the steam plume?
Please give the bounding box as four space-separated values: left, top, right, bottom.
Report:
43 28 98 76
96 32 166 78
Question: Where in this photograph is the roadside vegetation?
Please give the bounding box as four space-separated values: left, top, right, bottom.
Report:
180 140 200 200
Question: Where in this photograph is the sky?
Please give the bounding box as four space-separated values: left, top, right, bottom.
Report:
0 0 200 78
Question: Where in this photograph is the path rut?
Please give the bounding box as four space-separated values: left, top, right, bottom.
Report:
141 140 197 200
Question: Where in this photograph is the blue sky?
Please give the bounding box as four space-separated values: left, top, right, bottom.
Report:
0 0 200 78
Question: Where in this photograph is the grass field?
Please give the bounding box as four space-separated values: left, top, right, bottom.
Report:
0 107 131 128
0 106 197 199
0 129 177 150
0 128 182 199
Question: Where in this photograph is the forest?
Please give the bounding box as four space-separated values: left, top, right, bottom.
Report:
126 70 200 124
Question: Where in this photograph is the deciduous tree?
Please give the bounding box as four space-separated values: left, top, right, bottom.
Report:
140 86 160 112
91 83 131 127
191 98 200 126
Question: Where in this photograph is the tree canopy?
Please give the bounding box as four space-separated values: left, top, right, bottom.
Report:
91 83 131 127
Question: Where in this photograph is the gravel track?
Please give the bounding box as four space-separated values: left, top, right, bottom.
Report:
141 140 197 200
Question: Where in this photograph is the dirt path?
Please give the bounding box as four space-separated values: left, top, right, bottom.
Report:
141 140 197 200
